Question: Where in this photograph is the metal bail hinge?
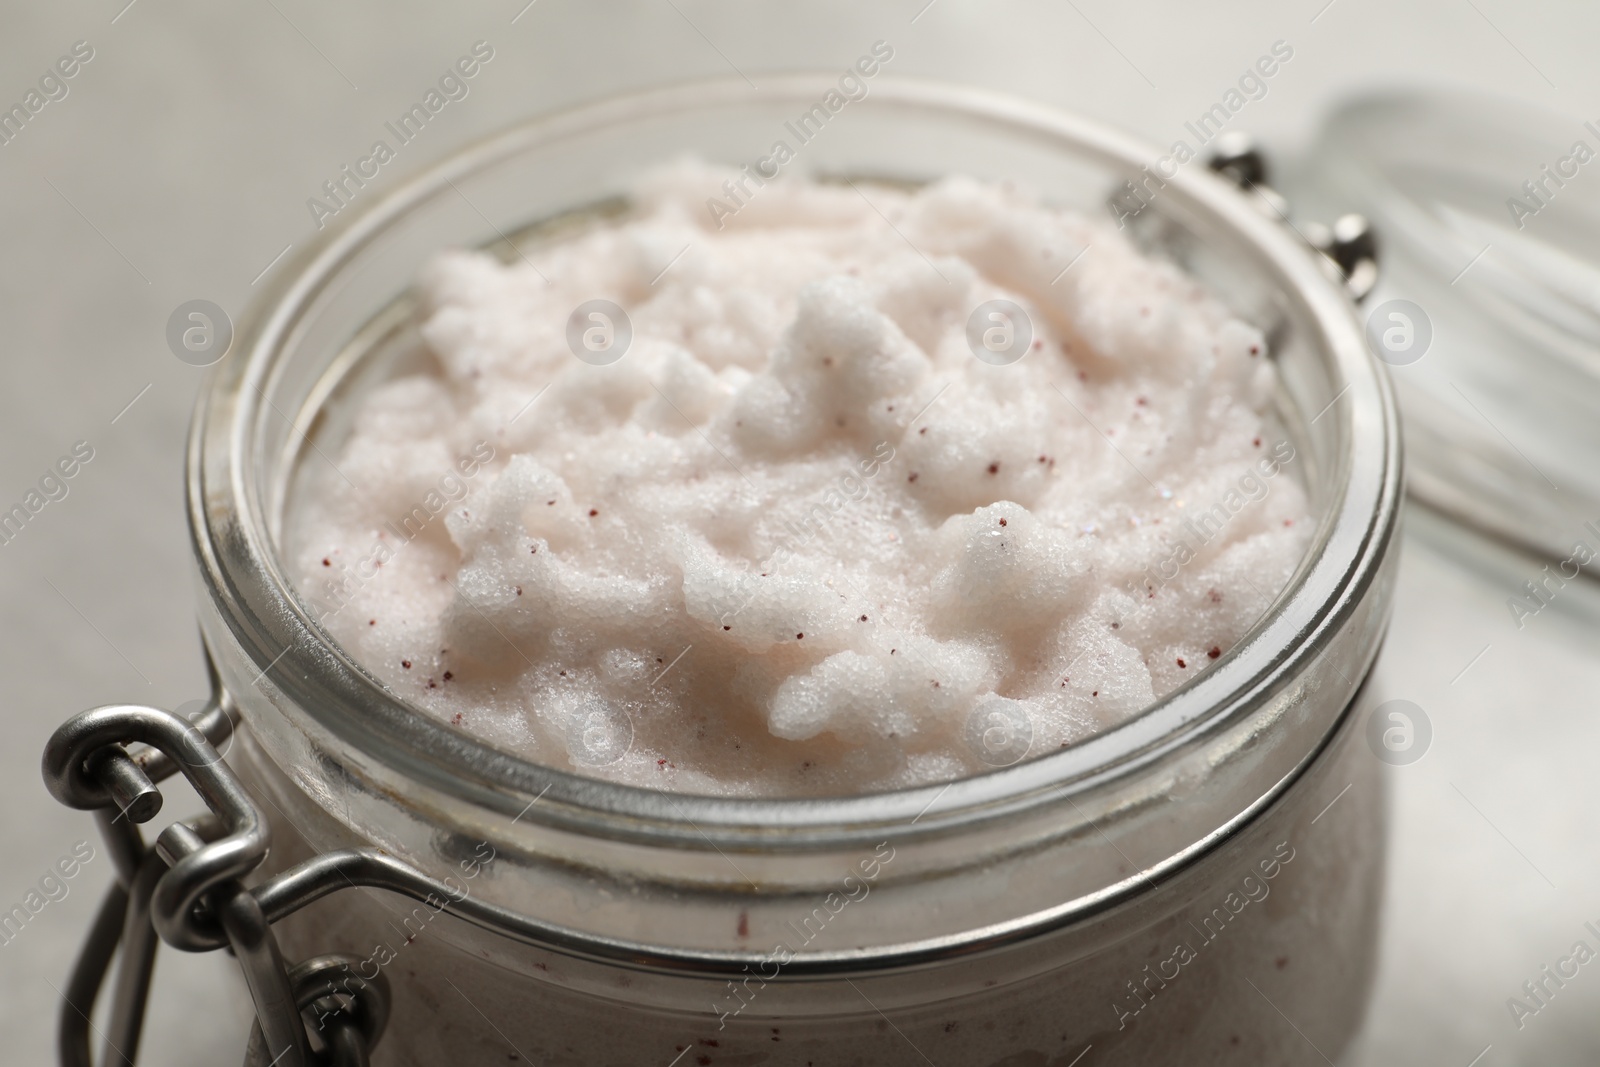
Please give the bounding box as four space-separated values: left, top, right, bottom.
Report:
41 692 391 1067
1206 130 1380 302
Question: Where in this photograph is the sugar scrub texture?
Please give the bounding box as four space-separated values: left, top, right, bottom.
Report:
289 163 1312 796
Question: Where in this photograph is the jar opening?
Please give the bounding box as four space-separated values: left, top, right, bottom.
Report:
191 76 1399 845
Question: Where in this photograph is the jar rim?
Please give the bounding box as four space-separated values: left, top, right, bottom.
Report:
189 74 1401 848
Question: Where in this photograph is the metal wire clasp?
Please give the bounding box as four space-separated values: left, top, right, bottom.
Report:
1204 131 1380 302
40 687 390 1067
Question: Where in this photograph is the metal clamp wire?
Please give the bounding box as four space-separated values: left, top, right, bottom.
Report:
244 955 391 1067
99 851 165 1066
223 890 313 1067
44 693 395 1066
42 704 307 1067
42 704 270 952
57 881 129 1067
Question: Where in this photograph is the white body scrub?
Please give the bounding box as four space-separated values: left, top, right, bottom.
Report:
290 162 1312 796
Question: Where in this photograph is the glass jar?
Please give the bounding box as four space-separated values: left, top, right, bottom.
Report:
183 76 1401 1066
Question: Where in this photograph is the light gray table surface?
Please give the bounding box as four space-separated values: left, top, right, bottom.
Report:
2 2 1597 1063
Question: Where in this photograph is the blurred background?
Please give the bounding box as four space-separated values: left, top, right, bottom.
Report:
3 1 1599 1062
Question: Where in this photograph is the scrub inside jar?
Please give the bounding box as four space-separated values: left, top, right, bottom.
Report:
286 160 1312 796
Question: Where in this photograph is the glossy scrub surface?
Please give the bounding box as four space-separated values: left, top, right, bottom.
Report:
289 163 1311 795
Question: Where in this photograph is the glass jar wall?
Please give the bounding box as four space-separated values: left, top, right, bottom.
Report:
189 78 1402 1065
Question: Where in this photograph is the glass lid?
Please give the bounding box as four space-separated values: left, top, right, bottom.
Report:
1290 89 1600 565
